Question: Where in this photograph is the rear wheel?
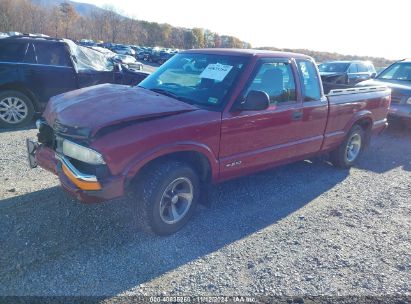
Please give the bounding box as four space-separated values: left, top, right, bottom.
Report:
133 161 200 236
330 125 364 168
0 90 34 128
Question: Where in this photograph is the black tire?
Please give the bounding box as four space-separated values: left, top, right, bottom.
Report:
133 161 200 236
330 125 364 168
0 90 34 128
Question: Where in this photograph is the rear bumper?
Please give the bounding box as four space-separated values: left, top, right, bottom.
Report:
35 145 125 203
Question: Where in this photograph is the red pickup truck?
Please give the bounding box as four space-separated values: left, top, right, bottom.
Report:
27 49 390 235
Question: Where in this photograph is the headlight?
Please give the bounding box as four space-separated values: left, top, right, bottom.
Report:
406 97 411 105
62 140 105 165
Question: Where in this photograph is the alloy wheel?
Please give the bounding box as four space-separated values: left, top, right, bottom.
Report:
0 96 28 124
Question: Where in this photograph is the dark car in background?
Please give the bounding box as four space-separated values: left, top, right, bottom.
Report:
137 49 152 61
319 61 377 93
111 45 135 56
113 54 144 71
0 36 148 128
357 59 411 127
78 39 95 47
148 50 175 64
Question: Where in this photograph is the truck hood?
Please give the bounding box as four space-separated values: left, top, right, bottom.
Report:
356 79 411 95
43 84 198 138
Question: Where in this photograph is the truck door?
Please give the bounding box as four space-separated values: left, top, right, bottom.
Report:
295 59 329 154
219 58 306 180
25 41 78 105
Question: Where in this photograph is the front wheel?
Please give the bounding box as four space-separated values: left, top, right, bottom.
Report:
133 161 200 235
330 125 364 168
0 90 34 128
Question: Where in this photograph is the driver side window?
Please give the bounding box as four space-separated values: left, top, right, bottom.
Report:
247 61 296 105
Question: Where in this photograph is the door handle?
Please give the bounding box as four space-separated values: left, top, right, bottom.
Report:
292 110 303 120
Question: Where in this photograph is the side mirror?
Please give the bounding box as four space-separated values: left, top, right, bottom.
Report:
371 72 377 79
235 90 270 111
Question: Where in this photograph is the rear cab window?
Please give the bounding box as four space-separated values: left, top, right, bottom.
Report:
0 41 28 62
296 59 322 101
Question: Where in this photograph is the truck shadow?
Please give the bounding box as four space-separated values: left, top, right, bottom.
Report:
0 158 349 296
0 122 36 134
357 125 411 173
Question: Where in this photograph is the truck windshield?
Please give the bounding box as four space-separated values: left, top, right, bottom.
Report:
377 62 411 81
138 53 248 108
318 62 349 73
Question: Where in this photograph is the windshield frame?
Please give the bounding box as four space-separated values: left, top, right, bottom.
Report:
377 61 411 81
138 52 251 112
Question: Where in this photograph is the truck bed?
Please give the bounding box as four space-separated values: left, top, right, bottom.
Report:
322 86 391 152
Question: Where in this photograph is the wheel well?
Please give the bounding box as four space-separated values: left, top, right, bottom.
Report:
0 83 40 112
137 151 212 183
354 117 372 147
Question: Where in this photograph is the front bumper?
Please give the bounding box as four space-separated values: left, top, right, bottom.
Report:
33 144 125 203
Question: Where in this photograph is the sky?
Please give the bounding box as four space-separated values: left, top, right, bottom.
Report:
73 0 410 60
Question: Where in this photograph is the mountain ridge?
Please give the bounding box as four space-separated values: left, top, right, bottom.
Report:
31 0 101 16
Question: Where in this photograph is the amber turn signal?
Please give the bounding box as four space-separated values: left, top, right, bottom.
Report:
62 164 102 191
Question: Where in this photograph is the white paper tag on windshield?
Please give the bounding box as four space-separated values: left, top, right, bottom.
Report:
200 63 233 81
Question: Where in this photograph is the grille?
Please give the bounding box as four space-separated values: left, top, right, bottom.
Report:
53 120 69 134
37 123 55 148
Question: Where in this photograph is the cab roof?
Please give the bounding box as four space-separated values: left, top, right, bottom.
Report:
182 48 312 60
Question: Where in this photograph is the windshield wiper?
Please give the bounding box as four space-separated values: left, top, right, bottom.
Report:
148 88 196 105
149 88 180 99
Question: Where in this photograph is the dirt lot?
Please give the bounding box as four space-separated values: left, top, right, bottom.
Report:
0 125 410 299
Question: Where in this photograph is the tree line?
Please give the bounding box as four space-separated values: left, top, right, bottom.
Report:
258 47 394 68
0 0 251 49
0 0 393 67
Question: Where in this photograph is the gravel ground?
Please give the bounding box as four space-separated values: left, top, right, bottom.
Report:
0 125 410 300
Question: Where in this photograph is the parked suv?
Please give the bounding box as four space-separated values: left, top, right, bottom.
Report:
318 61 377 93
111 45 135 56
0 36 148 128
